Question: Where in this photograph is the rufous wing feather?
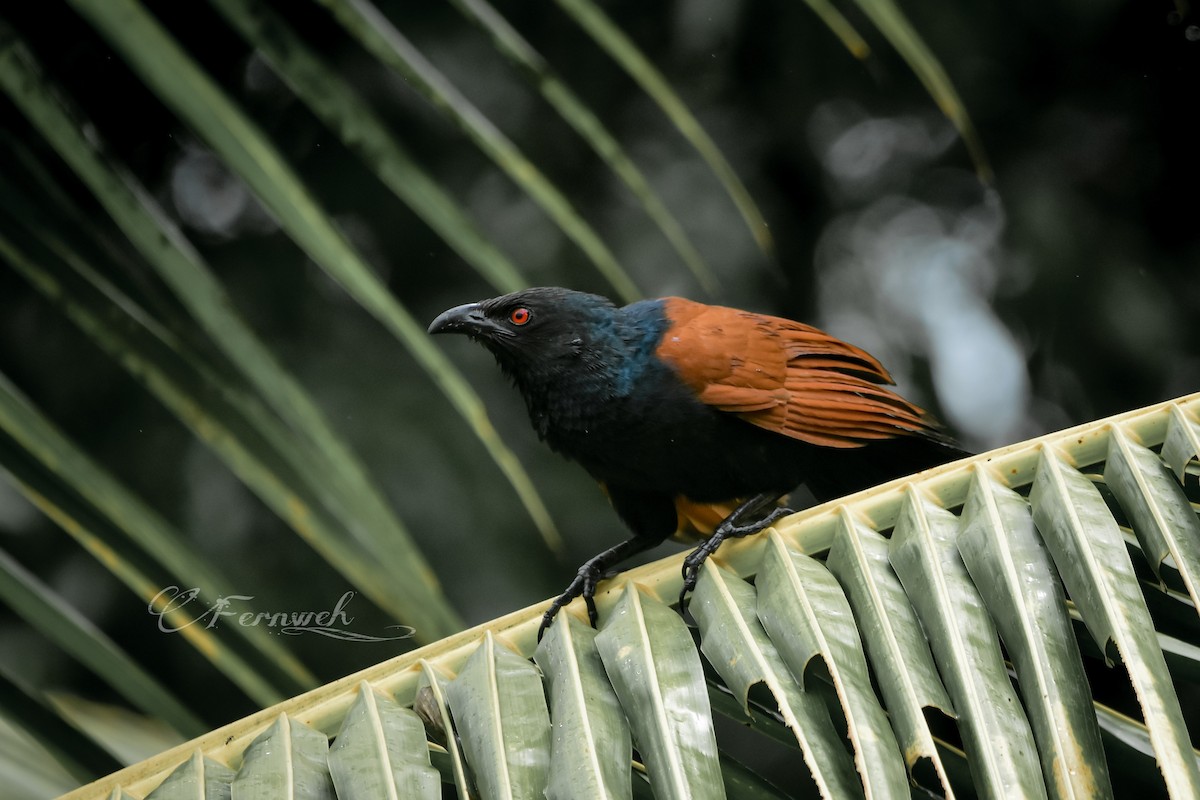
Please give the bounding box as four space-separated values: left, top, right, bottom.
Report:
656 297 943 448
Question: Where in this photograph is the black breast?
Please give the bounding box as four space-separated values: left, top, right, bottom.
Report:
537 358 815 500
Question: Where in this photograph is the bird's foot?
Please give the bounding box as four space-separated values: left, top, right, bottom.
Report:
679 506 793 608
537 559 604 641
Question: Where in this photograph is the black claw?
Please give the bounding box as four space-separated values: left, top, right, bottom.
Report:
538 559 609 640
537 599 562 641
539 534 682 637
584 594 598 628
538 587 575 640
675 501 796 614
677 548 709 609
679 570 696 603
536 611 554 642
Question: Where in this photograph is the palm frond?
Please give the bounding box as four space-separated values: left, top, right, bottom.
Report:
57 393 1200 798
0 19 472 637
54 0 561 558
208 0 527 296
553 0 774 258
311 0 641 304
449 0 721 297
849 0 992 181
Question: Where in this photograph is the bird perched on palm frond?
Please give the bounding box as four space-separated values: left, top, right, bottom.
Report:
429 287 965 636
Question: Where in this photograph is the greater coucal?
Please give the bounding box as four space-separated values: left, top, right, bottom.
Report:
429 287 965 634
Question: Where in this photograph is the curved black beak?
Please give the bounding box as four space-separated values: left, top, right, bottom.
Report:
428 302 494 337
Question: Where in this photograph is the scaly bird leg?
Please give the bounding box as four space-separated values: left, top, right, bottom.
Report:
539 535 662 640
679 492 792 606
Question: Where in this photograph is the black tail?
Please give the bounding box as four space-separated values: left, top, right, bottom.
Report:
805 437 970 502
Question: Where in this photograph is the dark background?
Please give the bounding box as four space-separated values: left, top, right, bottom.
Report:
0 0 1197 740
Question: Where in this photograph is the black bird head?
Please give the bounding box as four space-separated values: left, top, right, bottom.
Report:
428 287 628 391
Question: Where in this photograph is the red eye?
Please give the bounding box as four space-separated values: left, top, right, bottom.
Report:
509 307 531 326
